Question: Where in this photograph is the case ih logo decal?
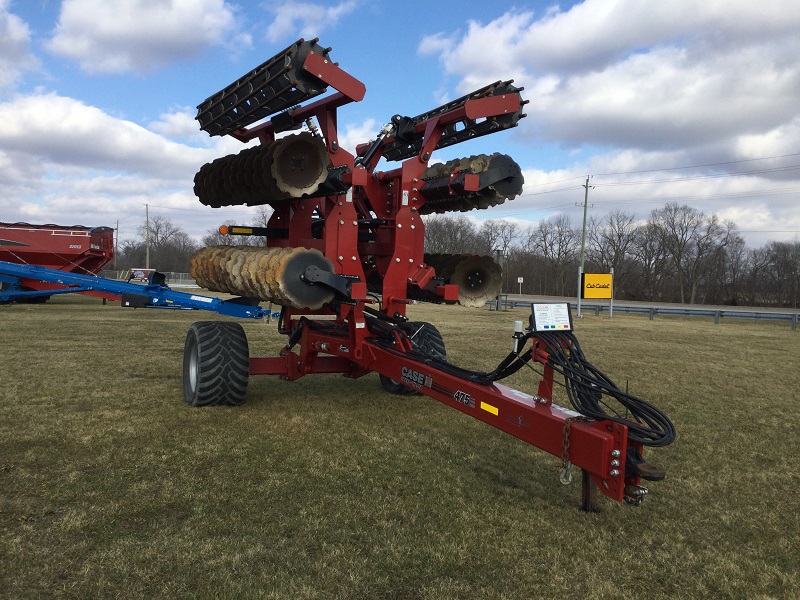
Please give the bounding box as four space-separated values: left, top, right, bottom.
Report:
401 366 433 390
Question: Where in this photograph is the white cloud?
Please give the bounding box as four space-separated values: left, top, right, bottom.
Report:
497 146 800 248
0 93 209 178
0 94 252 187
46 0 246 74
0 92 259 239
338 118 377 156
415 0 800 246
0 0 39 89
264 0 358 43
148 107 212 145
418 1 800 155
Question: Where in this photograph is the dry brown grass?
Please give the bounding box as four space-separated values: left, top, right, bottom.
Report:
1 295 798 599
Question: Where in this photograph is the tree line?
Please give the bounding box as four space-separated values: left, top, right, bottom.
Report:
115 207 272 273
115 202 799 308
425 203 800 308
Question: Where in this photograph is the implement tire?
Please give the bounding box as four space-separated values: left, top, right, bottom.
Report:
405 321 447 361
183 321 250 407
379 321 447 395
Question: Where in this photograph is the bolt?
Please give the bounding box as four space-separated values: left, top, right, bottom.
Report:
352 221 357 226
397 223 402 228
611 459 620 467
408 258 414 263
611 449 621 458
410 225 415 230
351 256 357 261
395 258 401 262
339 220 344 225
338 256 344 261
610 469 620 477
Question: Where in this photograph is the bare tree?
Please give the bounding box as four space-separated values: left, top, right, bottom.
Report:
138 215 182 250
631 221 669 301
766 240 800 308
252 204 273 229
123 216 198 272
423 214 481 254
479 219 519 257
527 214 578 296
704 232 747 305
587 210 639 297
651 203 732 304
742 246 772 306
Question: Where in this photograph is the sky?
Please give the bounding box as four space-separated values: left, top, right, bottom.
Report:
1 0 799 249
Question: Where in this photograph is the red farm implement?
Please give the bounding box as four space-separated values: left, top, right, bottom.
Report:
184 39 675 510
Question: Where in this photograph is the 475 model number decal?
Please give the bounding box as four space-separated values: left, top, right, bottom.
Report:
453 390 476 409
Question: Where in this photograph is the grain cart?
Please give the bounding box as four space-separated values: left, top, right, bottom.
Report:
0 222 116 302
188 38 675 510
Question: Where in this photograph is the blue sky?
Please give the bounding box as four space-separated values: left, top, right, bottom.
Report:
2 0 799 247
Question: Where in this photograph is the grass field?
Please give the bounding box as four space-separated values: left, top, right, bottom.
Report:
1 295 798 599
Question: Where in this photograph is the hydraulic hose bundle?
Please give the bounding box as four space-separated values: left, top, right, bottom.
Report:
370 318 675 449
535 331 676 447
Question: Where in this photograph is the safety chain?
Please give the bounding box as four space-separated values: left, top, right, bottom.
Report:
559 416 591 485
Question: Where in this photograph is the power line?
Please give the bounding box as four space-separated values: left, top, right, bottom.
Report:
512 152 800 199
518 185 585 198
522 175 587 188
592 152 800 177
596 186 800 206
594 164 800 187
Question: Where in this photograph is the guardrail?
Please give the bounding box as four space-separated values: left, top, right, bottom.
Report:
488 294 799 330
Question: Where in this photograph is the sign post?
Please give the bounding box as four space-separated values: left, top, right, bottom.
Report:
610 267 614 318
517 276 523 295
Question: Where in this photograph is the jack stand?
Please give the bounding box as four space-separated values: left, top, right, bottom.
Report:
581 469 600 512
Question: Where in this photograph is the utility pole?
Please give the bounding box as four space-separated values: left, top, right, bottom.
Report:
577 176 591 317
145 203 150 269
114 219 119 272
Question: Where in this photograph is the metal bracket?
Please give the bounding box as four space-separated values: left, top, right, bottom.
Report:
301 265 360 299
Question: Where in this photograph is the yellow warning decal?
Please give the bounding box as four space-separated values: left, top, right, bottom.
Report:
480 401 499 416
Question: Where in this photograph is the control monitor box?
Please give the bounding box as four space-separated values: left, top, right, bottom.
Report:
530 302 573 332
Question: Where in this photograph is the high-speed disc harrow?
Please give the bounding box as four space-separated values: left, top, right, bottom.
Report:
183 38 674 510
